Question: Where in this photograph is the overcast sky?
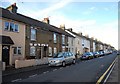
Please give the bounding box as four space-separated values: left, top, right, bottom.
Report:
0 0 118 50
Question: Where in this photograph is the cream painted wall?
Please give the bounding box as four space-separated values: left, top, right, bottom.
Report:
68 37 75 55
75 36 83 54
82 38 90 52
93 42 96 52
1 18 26 65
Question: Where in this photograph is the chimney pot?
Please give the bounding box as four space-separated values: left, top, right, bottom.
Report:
60 24 65 30
6 3 18 13
12 3 16 6
43 17 50 24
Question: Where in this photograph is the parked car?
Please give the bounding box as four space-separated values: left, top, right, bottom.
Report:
117 51 120 55
92 52 100 58
104 51 109 55
98 51 104 56
81 52 94 60
48 52 76 67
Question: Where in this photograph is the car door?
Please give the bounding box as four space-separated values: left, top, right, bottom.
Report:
64 52 70 64
69 52 73 63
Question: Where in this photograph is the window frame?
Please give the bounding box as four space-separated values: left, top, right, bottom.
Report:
49 47 52 56
53 33 57 43
13 47 22 55
30 46 36 56
4 21 10 31
62 35 65 44
54 47 57 54
31 28 36 41
4 21 19 32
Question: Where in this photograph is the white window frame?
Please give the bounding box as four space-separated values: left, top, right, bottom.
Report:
31 28 36 41
54 47 57 54
14 24 19 32
4 21 9 31
62 35 65 44
4 21 19 32
49 47 52 56
30 46 36 56
13 47 22 55
53 33 57 43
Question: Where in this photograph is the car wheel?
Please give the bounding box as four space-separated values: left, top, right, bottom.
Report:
88 57 91 60
73 59 76 64
62 61 66 67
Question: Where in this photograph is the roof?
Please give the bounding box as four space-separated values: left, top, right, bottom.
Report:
66 30 82 37
1 7 73 37
51 25 74 37
0 35 14 45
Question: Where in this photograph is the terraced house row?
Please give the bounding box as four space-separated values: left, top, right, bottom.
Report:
0 3 115 68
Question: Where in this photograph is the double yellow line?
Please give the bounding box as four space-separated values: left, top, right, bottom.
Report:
96 56 117 84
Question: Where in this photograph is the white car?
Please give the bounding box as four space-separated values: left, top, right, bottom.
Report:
48 52 76 67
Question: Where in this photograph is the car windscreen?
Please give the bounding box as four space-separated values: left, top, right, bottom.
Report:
83 52 90 55
53 52 64 58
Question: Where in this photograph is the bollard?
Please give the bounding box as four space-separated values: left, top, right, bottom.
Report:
2 62 5 71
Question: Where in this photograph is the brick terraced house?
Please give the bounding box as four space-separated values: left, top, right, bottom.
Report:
0 3 73 67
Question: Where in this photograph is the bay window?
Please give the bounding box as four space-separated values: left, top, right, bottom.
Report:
30 46 36 56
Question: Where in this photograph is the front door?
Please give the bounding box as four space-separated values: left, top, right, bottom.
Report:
2 45 10 65
43 46 48 57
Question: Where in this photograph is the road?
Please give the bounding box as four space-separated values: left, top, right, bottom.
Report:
2 52 117 83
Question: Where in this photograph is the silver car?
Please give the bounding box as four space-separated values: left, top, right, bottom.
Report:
48 52 76 67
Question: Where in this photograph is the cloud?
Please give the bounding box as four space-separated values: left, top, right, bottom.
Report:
82 6 96 15
51 15 118 49
23 0 72 19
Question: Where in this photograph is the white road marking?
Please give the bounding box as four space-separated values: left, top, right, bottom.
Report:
53 69 57 71
11 78 22 82
99 57 103 58
60 67 63 69
43 71 49 74
29 74 37 78
103 62 116 83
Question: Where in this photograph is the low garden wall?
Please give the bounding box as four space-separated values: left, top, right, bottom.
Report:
15 57 49 69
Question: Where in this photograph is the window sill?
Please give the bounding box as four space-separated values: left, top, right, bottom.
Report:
13 54 22 56
4 30 19 33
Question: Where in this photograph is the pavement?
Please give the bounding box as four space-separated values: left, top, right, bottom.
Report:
2 64 48 76
106 55 119 82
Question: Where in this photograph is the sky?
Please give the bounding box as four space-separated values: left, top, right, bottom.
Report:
0 0 119 50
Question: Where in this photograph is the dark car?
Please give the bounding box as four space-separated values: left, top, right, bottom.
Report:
81 52 94 60
92 52 100 58
117 51 120 55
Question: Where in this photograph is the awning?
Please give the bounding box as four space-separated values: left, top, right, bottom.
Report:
0 35 14 45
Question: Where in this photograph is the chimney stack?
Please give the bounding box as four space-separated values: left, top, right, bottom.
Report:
60 24 65 30
42 17 50 24
78 32 82 36
85 34 89 38
6 3 18 13
91 37 94 40
67 28 73 32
